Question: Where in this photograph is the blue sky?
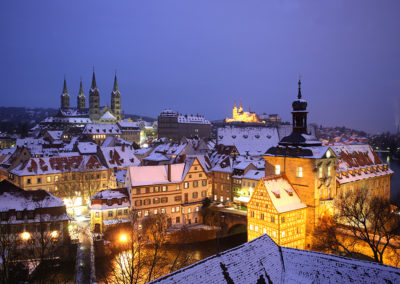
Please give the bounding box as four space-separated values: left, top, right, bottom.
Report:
0 1 399 133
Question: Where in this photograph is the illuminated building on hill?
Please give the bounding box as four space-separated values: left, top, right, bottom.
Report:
225 102 262 123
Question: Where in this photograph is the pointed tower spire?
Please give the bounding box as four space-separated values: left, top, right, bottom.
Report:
298 79 302 99
63 76 68 94
91 69 97 89
79 78 84 95
113 72 119 92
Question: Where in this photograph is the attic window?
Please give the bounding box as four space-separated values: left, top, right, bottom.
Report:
272 190 280 198
284 188 294 196
255 135 260 138
232 135 236 139
243 135 248 138
267 135 271 139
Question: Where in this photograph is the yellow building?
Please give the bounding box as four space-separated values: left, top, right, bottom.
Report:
90 188 130 233
8 155 115 216
125 157 208 227
225 102 262 123
248 176 307 248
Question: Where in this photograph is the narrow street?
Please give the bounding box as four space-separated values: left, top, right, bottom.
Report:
74 217 93 284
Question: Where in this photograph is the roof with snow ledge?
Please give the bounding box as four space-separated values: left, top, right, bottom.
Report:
150 234 400 284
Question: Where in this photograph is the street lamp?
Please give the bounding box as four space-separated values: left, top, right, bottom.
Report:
21 232 31 240
119 233 128 242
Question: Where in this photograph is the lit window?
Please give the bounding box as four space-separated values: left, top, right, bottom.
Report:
188 208 191 213
255 226 259 232
272 231 276 237
296 167 303 178
176 185 180 190
95 212 99 218
184 182 189 189
46 176 51 183
319 167 323 178
161 208 165 213
162 186 167 192
138 224 142 230
220 196 224 202
250 224 254 230
195 206 199 212
281 231 286 238
263 228 267 234
144 210 149 216
275 165 280 175
281 217 285 223
55 176 59 182
214 195 217 201
328 167 332 177
171 207 175 213
176 206 180 212
154 209 158 215
108 211 113 217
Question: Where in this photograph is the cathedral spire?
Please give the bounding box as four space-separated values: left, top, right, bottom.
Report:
113 72 119 92
79 78 84 95
91 69 97 90
63 76 68 94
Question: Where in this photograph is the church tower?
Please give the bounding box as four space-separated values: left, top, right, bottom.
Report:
77 79 86 110
89 70 100 121
111 73 121 120
61 77 70 109
291 79 308 133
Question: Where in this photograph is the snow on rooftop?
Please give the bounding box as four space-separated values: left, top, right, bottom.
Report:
127 163 186 187
100 110 116 120
77 142 97 154
263 176 307 213
92 188 128 200
242 169 265 180
217 126 280 156
151 234 400 284
100 146 140 168
83 123 121 134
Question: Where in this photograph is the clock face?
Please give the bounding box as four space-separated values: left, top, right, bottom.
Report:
326 150 331 158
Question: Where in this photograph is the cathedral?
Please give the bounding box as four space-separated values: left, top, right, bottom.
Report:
58 70 122 123
225 102 262 123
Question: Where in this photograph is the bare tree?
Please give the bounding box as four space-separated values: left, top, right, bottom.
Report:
0 219 21 283
313 187 400 264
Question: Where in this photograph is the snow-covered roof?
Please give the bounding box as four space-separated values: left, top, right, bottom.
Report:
151 234 400 284
209 152 233 173
100 111 116 120
261 176 306 213
265 145 331 159
242 170 265 180
0 180 66 212
11 155 106 176
83 124 121 135
77 142 97 154
115 169 127 184
117 121 139 128
46 131 63 140
100 146 140 168
217 126 280 156
142 152 170 162
92 188 128 200
127 163 186 187
153 143 188 156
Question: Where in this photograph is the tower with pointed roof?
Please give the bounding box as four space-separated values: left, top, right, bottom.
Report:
77 79 86 110
89 70 100 120
111 73 121 120
61 77 70 109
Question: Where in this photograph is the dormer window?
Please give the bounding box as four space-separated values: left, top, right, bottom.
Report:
118 199 122 205
275 165 280 175
272 190 280 198
284 188 294 196
296 167 303 178
107 199 112 206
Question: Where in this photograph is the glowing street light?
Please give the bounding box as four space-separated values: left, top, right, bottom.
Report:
51 231 58 238
21 232 31 240
119 233 128 242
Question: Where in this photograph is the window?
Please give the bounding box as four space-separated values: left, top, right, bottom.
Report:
37 178 41 184
162 186 167 192
16 211 22 220
195 206 199 212
199 173 202 177
184 182 189 189
193 181 198 188
263 228 267 234
54 176 59 182
174 195 181 202
161 208 165 214
250 224 254 230
154 209 158 215
136 188 141 194
171 207 175 213
281 217 285 223
108 211 113 217
319 167 323 178
220 196 224 202
144 210 149 216
214 195 217 201
296 167 303 178
275 165 280 175
153 186 159 192
192 192 198 199
176 185 180 190
250 211 255 218
118 210 122 216
182 208 185 213
296 227 300 234
328 167 332 177
188 208 191 213
281 231 286 238
138 224 142 230
260 213 264 220
297 213 302 220
271 216 275 223
124 209 128 215
272 231 277 238
46 176 51 183
176 217 180 223
146 187 150 193
195 218 198 223
95 212 99 218
161 197 168 203
118 199 122 205
202 180 207 186
107 199 112 206
138 211 142 217
255 226 259 232
176 206 180 212
27 178 31 184
27 211 34 219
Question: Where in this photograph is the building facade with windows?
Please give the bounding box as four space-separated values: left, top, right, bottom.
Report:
125 158 208 227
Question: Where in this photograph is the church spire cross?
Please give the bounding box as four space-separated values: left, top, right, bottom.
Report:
298 79 302 100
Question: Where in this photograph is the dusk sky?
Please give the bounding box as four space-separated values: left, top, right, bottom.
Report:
1 1 399 134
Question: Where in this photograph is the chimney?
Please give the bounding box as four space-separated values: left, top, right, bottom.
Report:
168 163 172 182
122 144 125 152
